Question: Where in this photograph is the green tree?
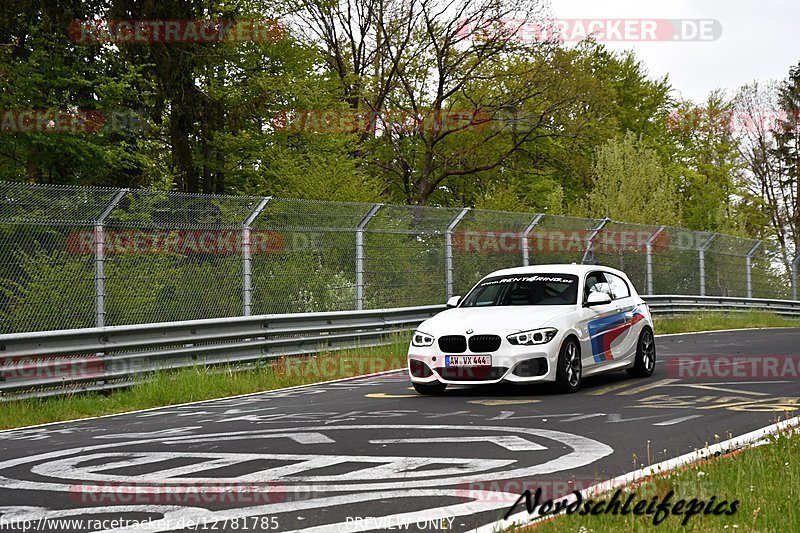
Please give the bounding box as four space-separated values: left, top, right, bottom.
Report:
584 131 681 225
0 0 155 186
737 67 800 269
486 43 678 214
773 63 800 246
293 0 599 207
670 91 745 233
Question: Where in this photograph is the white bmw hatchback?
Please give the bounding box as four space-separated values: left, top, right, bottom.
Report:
408 264 656 394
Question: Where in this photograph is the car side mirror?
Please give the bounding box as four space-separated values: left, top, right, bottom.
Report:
446 296 462 308
584 291 612 307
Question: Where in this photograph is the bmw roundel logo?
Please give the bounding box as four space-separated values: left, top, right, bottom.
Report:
466 329 474 334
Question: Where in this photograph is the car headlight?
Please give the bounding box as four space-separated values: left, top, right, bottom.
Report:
411 331 435 347
507 328 558 346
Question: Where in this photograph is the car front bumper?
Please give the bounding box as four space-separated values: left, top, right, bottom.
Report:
407 344 559 385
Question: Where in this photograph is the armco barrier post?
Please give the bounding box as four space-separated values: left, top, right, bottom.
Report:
645 226 666 296
94 189 127 328
242 197 271 316
355 204 382 310
445 208 470 299
745 241 762 299
581 217 610 265
698 233 717 297
520 214 544 267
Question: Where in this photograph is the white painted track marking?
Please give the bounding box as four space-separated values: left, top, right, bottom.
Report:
370 436 546 451
653 415 703 426
0 425 613 493
31 452 514 483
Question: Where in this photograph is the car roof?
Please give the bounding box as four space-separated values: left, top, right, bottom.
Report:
481 263 629 279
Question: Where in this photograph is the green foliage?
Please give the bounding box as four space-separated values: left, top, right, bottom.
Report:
0 1 763 239
0 248 94 332
774 63 800 190
583 131 682 225
655 311 799 334
735 66 800 268
0 1 793 334
0 1 158 186
671 91 746 234
0 337 411 428
264 136 385 202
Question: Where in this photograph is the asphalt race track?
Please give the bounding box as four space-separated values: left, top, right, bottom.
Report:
0 329 798 532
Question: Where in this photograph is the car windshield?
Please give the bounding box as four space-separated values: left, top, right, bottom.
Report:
460 274 579 307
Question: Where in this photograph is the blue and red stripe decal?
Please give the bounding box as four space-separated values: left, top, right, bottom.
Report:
588 305 646 362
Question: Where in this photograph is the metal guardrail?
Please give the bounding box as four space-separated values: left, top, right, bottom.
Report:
1 296 798 400
0 305 444 400
645 295 800 317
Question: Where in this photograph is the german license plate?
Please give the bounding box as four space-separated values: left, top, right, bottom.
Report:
445 355 491 367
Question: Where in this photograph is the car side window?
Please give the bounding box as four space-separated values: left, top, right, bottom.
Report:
472 283 503 306
584 272 608 301
606 273 631 300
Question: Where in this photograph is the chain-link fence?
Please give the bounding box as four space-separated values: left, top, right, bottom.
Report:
0 181 796 334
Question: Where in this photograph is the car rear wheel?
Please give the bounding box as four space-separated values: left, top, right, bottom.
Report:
627 328 656 378
412 381 447 395
556 338 582 393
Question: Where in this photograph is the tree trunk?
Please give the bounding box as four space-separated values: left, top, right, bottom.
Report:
170 101 196 193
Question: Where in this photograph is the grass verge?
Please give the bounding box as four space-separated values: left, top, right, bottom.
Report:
508 427 799 532
654 310 799 335
0 337 409 430
0 312 796 430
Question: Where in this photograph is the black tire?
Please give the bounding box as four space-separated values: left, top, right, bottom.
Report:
627 327 656 378
555 337 582 393
412 381 447 395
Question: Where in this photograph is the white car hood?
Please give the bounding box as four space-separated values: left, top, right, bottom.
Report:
419 305 575 335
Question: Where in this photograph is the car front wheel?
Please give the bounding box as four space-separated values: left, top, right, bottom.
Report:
555 338 582 393
627 328 656 378
412 381 447 395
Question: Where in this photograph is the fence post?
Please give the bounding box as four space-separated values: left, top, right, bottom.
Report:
521 214 544 267
242 197 271 316
745 241 762 299
445 208 470 299
356 204 382 310
698 233 717 297
793 254 800 301
581 217 610 265
94 189 128 328
645 226 666 296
